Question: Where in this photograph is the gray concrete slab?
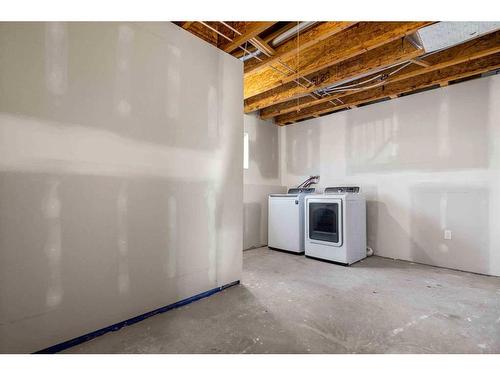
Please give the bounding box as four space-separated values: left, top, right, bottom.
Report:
63 247 500 353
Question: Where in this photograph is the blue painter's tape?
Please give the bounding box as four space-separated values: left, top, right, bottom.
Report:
34 280 240 354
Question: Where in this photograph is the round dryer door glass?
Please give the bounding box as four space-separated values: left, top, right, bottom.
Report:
309 202 339 243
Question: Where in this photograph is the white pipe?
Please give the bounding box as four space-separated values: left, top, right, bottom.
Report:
240 49 261 62
240 22 317 62
271 21 317 46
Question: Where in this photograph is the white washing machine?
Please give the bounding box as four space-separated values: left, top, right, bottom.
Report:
268 188 316 254
305 186 366 265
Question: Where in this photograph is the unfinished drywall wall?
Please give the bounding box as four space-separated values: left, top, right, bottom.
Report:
282 74 500 276
243 113 286 250
0 22 243 353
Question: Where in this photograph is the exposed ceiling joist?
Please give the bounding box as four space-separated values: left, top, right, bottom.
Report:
244 21 357 74
258 38 423 118
243 22 432 100
176 21 500 126
220 22 277 53
176 21 219 46
275 53 500 125
232 23 297 59
259 29 500 119
249 36 276 56
411 58 431 67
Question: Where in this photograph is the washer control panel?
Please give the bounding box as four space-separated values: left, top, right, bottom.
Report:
287 187 316 194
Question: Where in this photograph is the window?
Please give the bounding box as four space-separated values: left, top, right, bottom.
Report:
243 132 249 170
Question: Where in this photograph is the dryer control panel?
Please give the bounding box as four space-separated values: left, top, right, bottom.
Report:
325 186 360 194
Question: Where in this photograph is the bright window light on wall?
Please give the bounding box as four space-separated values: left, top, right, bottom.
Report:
243 132 249 170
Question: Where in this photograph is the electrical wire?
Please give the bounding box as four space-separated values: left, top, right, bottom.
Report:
304 59 413 113
198 21 315 94
297 60 414 116
318 61 414 95
199 21 415 114
198 22 311 90
198 21 264 62
202 22 473 113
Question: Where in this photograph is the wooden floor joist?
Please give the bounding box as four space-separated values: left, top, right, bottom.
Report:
176 21 500 125
411 58 431 67
244 21 357 74
257 38 423 118
232 23 297 59
249 36 276 56
178 22 219 47
219 22 277 53
275 53 500 125
244 22 431 99
259 29 500 120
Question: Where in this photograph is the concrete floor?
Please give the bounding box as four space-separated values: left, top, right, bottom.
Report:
64 247 500 354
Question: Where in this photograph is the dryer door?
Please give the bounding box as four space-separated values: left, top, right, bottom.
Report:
307 198 343 247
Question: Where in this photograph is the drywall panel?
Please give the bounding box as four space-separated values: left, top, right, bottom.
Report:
243 114 286 249
0 22 243 353
282 74 500 276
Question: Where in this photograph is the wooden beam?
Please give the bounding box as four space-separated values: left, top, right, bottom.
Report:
181 22 219 47
244 21 357 74
259 29 500 119
275 53 500 124
440 81 449 87
232 23 296 59
251 37 423 114
411 58 431 67
244 22 431 99
219 22 277 53
232 44 258 58
259 39 421 118
249 36 276 56
262 23 297 43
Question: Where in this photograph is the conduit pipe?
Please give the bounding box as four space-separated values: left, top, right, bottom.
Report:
271 21 317 46
318 61 414 96
240 21 317 62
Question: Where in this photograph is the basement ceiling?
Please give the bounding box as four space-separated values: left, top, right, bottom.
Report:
173 21 500 125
